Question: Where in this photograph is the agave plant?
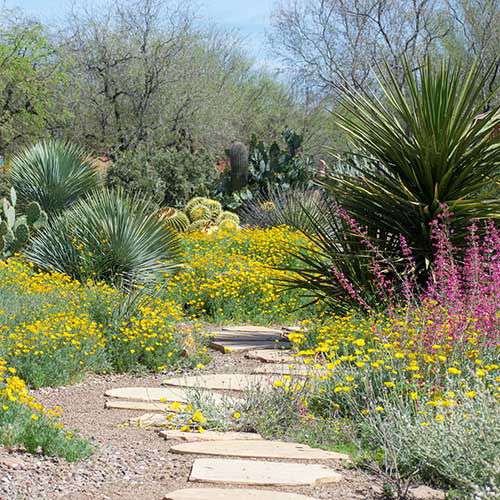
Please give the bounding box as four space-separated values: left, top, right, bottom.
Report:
9 140 101 215
26 189 182 288
328 57 500 270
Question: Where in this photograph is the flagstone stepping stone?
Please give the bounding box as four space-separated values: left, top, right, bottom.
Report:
164 488 319 500
129 413 170 427
170 440 350 461
105 386 191 403
160 430 262 442
189 458 342 486
221 325 283 334
163 374 278 392
105 400 175 412
252 364 319 376
245 350 297 363
212 332 284 342
105 386 239 405
210 340 291 353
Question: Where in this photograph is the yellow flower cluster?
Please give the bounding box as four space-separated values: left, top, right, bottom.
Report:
165 226 317 322
285 311 499 421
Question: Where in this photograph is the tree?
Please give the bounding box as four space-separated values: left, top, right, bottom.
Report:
445 0 500 103
0 9 60 155
269 0 446 96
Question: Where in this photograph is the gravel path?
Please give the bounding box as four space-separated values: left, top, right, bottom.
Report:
0 351 382 500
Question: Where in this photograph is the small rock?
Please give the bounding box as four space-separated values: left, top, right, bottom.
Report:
0 456 25 469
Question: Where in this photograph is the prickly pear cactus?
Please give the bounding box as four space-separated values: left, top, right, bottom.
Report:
0 187 47 258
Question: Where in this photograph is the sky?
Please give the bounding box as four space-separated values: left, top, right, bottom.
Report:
4 0 275 65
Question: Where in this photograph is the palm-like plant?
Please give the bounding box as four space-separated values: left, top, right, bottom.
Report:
278 58 500 313
329 58 500 270
26 189 182 288
9 140 100 215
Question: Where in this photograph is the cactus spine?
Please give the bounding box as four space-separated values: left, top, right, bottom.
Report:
229 141 249 193
0 187 47 257
157 207 190 233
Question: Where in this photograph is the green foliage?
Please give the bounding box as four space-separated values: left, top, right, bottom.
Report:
221 129 316 209
157 207 190 233
26 189 182 288
106 148 220 208
329 57 500 272
105 149 166 206
9 140 100 216
228 141 249 192
0 187 47 258
0 401 93 462
0 11 63 154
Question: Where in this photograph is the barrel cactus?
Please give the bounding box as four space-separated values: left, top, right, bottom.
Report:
157 207 190 233
229 141 249 193
218 218 239 232
185 197 208 213
217 211 240 225
188 203 211 222
189 219 212 232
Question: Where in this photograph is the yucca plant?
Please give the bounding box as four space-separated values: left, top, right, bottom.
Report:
26 189 182 288
9 140 100 216
329 57 500 271
278 58 500 312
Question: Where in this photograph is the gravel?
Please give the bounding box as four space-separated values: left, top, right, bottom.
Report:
0 351 382 500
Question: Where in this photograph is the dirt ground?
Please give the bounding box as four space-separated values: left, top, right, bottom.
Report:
0 351 383 500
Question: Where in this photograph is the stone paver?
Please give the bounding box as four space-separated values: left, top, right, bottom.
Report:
189 458 342 486
210 341 291 353
170 440 350 461
105 387 190 402
245 350 297 363
129 413 170 427
212 333 284 342
164 488 319 499
105 386 239 405
160 430 262 442
163 374 278 392
221 326 283 334
105 400 175 412
252 364 321 376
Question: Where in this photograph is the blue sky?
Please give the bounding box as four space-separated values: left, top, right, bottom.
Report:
4 0 274 65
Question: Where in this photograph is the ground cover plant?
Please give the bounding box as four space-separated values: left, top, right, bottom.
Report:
0 258 207 388
163 225 323 324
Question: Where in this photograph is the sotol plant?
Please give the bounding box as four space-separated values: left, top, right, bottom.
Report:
0 187 47 257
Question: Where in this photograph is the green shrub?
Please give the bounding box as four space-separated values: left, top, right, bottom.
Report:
9 140 100 216
26 189 182 288
106 147 220 207
0 400 93 462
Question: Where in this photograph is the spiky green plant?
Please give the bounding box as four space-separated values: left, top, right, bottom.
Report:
203 199 222 219
188 204 211 222
328 57 500 270
188 219 212 232
229 141 249 193
217 211 240 225
278 57 500 312
185 197 208 213
218 219 239 232
9 140 101 216
0 187 47 257
26 189 181 288
157 207 190 233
